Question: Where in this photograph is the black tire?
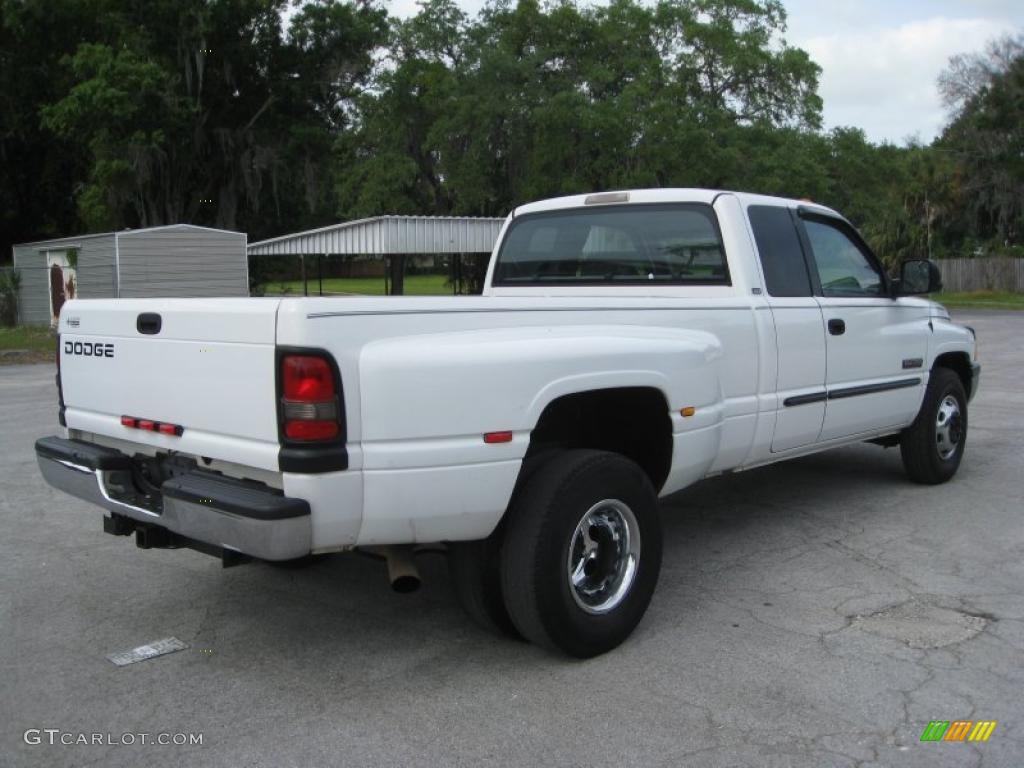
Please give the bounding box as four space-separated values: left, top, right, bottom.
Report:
900 367 968 484
500 450 662 658
446 454 555 639
448 532 521 639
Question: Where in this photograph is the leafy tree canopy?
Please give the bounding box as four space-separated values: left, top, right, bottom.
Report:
1 0 1020 271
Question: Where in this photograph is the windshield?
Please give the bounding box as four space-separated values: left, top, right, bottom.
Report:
492 204 729 286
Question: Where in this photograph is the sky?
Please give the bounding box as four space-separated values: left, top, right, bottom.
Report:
379 0 1023 145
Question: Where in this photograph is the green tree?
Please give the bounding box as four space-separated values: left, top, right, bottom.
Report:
339 0 823 220
938 34 1024 247
38 0 386 238
0 0 101 262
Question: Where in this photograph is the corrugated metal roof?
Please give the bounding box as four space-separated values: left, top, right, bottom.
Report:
14 232 112 249
15 224 242 249
247 215 506 256
116 224 244 238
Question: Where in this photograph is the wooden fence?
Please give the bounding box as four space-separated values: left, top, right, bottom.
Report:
936 258 1024 292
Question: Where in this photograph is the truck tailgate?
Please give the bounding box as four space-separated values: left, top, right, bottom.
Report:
58 298 281 470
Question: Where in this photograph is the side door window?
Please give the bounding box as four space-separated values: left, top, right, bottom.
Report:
801 218 884 297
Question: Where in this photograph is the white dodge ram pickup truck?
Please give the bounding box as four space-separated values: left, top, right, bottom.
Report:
37 189 979 657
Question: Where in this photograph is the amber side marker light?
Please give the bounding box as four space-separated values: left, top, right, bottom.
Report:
681 407 696 417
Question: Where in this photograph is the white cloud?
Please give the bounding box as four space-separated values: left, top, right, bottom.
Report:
384 0 430 19
803 17 1014 144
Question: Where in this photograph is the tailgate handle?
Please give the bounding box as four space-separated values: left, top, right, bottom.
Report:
137 313 162 335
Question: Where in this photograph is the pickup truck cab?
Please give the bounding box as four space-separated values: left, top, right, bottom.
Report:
37 189 980 656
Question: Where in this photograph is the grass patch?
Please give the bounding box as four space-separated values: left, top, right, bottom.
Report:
266 274 453 296
0 325 56 352
933 290 1024 310
0 325 55 364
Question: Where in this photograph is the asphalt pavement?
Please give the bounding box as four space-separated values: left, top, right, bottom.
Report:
2 309 1021 767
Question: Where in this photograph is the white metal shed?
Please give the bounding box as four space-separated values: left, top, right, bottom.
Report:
12 224 247 325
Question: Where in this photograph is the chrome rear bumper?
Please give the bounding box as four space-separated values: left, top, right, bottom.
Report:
36 437 310 561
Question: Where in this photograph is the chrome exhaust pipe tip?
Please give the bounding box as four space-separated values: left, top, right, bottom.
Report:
375 545 421 593
390 572 421 594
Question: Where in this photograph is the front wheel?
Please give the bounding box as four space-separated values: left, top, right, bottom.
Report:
500 450 662 658
900 367 968 484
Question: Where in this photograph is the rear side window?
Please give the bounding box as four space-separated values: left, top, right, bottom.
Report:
492 204 729 286
748 205 812 297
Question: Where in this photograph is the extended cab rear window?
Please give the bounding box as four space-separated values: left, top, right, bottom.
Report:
748 205 813 297
492 204 729 286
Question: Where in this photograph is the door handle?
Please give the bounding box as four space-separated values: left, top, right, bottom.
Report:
137 313 162 335
828 318 846 336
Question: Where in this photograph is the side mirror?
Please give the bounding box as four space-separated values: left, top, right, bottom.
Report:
895 259 942 296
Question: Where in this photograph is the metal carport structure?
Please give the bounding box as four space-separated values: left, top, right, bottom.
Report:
247 215 506 296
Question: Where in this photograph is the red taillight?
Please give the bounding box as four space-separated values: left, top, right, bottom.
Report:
121 415 137 428
281 354 341 442
138 419 156 431
283 356 334 401
285 420 339 440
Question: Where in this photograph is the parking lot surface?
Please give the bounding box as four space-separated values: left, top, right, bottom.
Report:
2 310 1022 767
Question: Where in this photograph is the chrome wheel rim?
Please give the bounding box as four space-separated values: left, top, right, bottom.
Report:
935 394 963 460
567 499 641 615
